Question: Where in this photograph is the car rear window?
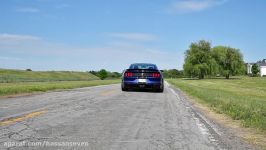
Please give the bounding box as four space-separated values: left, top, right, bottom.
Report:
129 64 157 70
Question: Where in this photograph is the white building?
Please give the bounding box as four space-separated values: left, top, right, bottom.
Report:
247 63 254 75
247 59 266 77
261 65 266 77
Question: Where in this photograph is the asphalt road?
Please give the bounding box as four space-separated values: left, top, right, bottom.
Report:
0 82 256 150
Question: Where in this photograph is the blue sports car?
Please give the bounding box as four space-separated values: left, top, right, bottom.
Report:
121 63 164 92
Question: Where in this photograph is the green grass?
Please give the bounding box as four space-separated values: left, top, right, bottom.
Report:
0 80 120 96
167 77 266 131
0 69 120 96
0 69 99 83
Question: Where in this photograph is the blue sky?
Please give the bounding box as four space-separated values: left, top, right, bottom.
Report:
0 0 266 72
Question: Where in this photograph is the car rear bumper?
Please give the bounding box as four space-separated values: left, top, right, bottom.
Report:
122 79 162 89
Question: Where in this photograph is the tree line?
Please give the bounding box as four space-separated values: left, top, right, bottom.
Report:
183 40 245 79
89 69 121 80
90 40 246 80
162 69 183 78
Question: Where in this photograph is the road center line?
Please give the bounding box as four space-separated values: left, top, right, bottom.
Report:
0 109 47 126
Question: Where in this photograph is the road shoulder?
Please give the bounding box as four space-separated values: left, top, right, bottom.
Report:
167 82 264 150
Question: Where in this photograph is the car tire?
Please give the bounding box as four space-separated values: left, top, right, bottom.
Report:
122 87 128 91
158 88 164 93
158 84 164 93
121 83 128 91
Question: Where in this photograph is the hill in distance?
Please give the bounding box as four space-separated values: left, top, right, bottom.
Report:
0 69 99 83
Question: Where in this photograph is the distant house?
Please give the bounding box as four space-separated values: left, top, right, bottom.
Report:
247 59 266 77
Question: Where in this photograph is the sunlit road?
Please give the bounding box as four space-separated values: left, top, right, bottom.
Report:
0 83 255 150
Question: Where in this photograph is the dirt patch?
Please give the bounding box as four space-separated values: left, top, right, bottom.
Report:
0 92 40 100
0 89 72 100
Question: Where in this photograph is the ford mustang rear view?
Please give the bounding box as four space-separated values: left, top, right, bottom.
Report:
121 63 164 92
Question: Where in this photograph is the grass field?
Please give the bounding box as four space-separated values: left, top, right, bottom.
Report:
167 77 266 131
0 80 120 96
0 69 99 83
0 68 120 96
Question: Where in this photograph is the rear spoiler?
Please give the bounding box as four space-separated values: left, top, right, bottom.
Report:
125 69 159 73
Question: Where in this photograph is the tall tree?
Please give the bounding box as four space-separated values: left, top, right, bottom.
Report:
251 64 260 76
212 46 244 79
98 69 108 80
183 40 214 79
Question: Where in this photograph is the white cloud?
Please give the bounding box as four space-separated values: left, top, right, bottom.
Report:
16 7 40 13
169 0 227 13
0 33 41 42
108 33 158 41
0 33 183 71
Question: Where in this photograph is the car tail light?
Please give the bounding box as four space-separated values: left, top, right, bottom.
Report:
125 72 133 77
152 73 160 78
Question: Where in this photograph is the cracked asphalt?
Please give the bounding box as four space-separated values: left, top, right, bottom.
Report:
0 83 256 150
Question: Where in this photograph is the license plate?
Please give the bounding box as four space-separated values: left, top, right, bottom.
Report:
138 79 147 83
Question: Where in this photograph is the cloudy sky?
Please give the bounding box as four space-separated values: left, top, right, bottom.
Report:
0 0 266 72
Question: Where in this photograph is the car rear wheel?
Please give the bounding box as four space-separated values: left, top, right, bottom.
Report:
157 88 163 92
122 87 128 91
157 84 164 92
121 83 128 91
